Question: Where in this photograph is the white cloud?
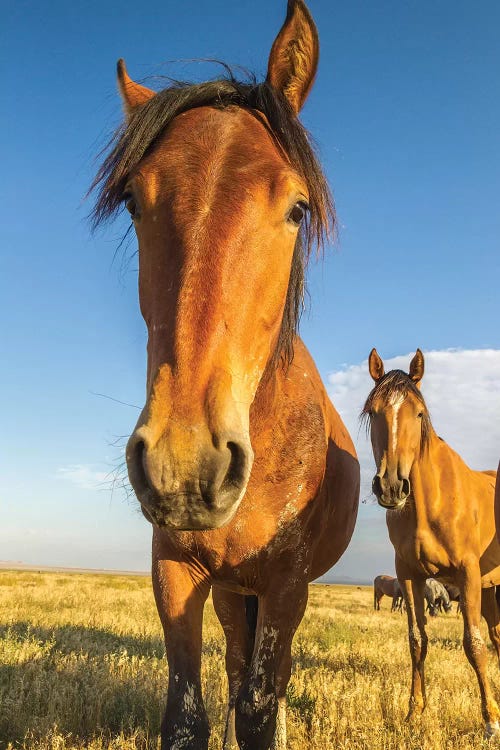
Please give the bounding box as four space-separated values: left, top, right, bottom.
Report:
323 349 500 581
56 464 109 490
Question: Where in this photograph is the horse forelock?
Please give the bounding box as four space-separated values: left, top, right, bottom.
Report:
361 370 432 452
90 71 334 369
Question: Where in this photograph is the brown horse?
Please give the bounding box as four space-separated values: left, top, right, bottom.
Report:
363 349 500 738
373 574 397 610
91 2 359 748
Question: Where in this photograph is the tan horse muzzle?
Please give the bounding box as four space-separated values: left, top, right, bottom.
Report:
372 474 411 509
126 421 254 530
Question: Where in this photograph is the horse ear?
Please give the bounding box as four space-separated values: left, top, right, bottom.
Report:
409 348 425 385
368 348 385 382
117 58 155 117
266 0 319 114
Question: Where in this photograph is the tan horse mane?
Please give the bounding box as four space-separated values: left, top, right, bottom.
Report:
361 369 432 453
89 70 335 367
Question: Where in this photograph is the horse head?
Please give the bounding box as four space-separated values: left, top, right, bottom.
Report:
92 0 333 530
363 348 431 510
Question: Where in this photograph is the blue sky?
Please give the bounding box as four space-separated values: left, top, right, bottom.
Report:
1 1 499 578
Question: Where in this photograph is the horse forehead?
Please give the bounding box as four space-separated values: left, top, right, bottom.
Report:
388 392 405 408
372 392 405 415
135 106 301 200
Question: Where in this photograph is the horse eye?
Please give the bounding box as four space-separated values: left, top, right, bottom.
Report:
124 194 137 218
288 201 308 227
417 412 423 418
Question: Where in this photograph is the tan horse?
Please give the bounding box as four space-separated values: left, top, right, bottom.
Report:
373 574 397 610
364 349 500 738
91 2 359 748
496 461 500 548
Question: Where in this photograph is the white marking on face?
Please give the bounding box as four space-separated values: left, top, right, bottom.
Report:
388 393 404 454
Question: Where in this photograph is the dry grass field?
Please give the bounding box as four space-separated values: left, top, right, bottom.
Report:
1 570 498 750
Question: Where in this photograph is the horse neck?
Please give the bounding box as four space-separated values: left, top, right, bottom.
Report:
250 345 294 427
408 427 447 519
249 336 315 436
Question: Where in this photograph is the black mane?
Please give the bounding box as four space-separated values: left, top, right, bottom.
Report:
90 71 334 367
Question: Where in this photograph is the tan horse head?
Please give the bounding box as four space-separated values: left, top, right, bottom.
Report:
363 348 430 509
91 0 332 531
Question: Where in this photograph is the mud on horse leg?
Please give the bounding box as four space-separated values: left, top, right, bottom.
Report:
459 565 500 738
152 545 211 750
235 582 308 750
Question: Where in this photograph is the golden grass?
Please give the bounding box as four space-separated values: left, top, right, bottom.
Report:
0 570 497 749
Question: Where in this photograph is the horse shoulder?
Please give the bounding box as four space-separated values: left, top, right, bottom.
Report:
288 340 359 576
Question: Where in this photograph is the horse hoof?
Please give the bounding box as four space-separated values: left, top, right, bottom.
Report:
405 707 424 723
485 721 500 740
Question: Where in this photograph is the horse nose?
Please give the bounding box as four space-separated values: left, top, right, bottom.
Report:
126 426 253 530
372 473 410 508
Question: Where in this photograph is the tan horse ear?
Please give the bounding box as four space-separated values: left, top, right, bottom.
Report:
117 58 155 117
409 348 425 385
266 0 319 114
368 348 385 382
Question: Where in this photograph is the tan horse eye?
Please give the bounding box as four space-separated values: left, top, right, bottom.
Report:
417 412 423 418
288 202 308 227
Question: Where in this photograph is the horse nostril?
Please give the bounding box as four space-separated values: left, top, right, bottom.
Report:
372 475 382 497
221 439 252 494
401 477 411 498
127 437 149 494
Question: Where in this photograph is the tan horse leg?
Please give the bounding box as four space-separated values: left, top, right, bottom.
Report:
397 570 428 719
235 582 308 750
459 566 500 737
481 586 500 665
212 588 254 750
152 551 211 750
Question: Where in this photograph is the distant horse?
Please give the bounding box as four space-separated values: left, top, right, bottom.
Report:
424 579 452 616
363 349 500 738
374 574 396 610
444 582 462 614
91 2 359 749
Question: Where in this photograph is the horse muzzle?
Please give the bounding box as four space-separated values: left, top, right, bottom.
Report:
372 474 411 509
126 426 253 530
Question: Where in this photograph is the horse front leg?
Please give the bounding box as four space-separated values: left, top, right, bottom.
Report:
235 581 308 750
269 635 295 750
212 588 255 750
459 564 500 738
397 568 428 719
152 538 211 750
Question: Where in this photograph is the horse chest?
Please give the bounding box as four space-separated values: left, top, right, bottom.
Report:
176 484 315 588
389 518 451 575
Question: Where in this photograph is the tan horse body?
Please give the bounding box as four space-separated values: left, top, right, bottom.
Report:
365 349 500 738
92 2 359 748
